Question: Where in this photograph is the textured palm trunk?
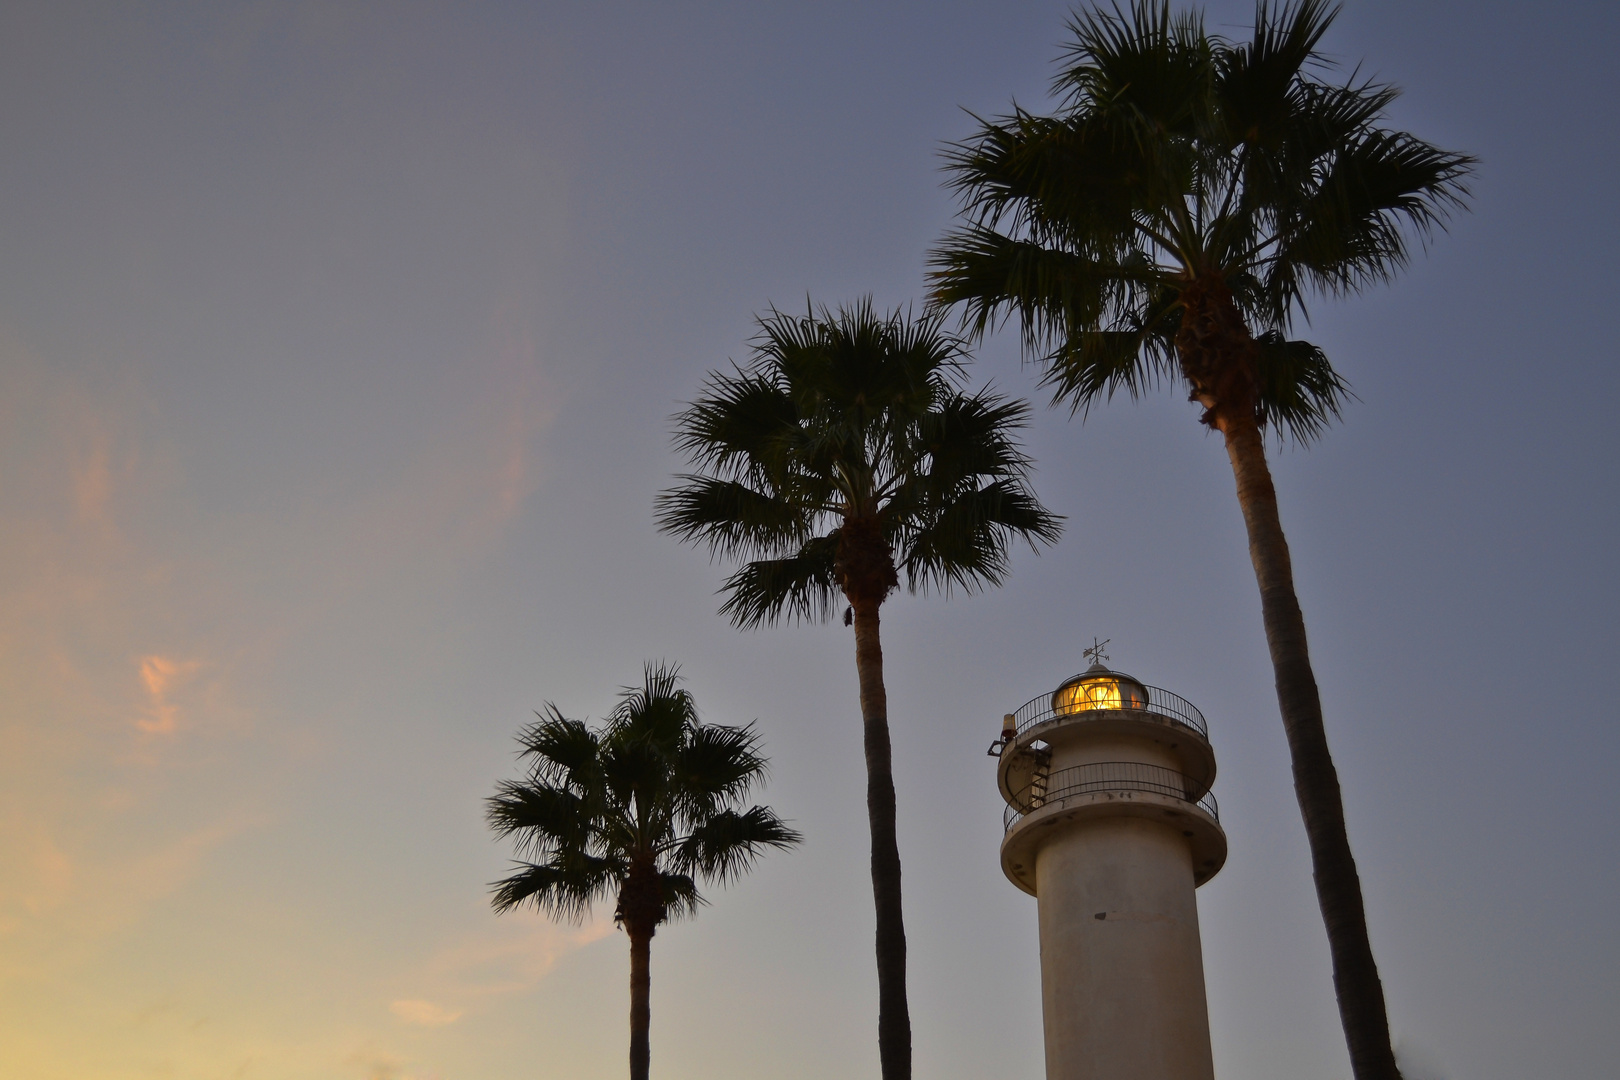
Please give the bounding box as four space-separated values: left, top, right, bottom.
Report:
628 927 652 1080
620 858 661 1080
851 597 911 1080
1219 413 1401 1080
1179 275 1401 1080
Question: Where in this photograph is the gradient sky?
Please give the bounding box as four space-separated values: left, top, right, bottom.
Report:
1 2 1616 1079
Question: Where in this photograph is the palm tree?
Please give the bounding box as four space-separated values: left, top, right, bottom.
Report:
927 3 1471 1077
486 662 800 1080
657 299 1061 1080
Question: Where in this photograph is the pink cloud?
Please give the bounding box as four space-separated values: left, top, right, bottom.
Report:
135 655 202 734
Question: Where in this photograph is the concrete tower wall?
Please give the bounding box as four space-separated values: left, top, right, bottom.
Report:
1033 815 1216 1080
1044 730 1181 773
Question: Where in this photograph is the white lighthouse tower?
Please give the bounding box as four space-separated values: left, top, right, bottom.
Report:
990 641 1226 1080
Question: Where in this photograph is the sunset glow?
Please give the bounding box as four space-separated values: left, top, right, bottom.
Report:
0 3 1614 1080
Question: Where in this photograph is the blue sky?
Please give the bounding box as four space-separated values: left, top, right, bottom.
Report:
0 3 1615 1078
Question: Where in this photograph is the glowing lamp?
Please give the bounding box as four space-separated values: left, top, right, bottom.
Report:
1051 661 1148 716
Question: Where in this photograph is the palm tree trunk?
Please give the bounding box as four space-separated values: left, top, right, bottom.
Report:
1221 414 1401 1080
628 928 652 1080
851 597 911 1080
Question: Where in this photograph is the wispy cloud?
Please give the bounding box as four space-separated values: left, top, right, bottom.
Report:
376 906 615 1032
423 910 616 999
389 999 463 1027
0 298 563 1073
0 813 258 952
136 654 202 734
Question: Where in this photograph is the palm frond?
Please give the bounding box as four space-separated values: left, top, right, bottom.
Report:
511 708 600 791
768 300 962 414
1273 125 1474 303
1221 0 1340 113
942 110 1155 243
905 390 1034 484
489 855 620 921
1037 288 1182 415
1252 332 1354 443
486 780 595 855
654 475 814 559
715 537 841 629
1054 0 1213 135
658 871 704 922
673 722 770 817
610 662 699 744
929 224 1156 350
899 480 1064 595
671 369 802 481
670 806 803 885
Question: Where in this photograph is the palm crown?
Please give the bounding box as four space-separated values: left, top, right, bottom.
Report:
658 299 1059 1080
487 663 797 1080
657 299 1062 625
930 0 1472 438
487 662 799 931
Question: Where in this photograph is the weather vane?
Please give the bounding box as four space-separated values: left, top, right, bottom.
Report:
1083 637 1110 666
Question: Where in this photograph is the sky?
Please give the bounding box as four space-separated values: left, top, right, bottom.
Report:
0 2 1616 1078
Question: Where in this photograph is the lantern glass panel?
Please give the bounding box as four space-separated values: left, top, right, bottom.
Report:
1052 676 1146 716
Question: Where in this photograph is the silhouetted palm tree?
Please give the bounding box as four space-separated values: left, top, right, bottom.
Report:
487 662 800 1080
928 3 1471 1077
657 300 1061 1080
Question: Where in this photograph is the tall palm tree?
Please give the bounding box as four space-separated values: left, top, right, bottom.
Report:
657 300 1061 1080
486 662 800 1080
928 3 1472 1077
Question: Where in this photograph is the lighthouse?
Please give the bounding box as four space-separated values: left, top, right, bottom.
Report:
990 642 1226 1080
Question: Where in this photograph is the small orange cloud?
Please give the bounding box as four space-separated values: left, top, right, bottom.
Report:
414 909 615 1001
136 655 201 734
389 999 463 1027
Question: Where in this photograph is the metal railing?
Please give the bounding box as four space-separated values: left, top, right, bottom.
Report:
1008 682 1207 742
1003 761 1219 833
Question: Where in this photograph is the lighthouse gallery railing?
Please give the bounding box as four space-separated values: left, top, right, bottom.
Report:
1003 761 1220 833
1009 683 1208 742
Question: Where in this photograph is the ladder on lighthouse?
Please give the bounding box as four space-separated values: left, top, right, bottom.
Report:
1028 745 1052 810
